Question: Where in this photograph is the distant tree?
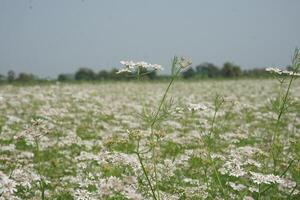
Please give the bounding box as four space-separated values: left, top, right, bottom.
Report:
17 73 35 82
98 70 110 80
58 74 68 82
147 70 157 80
110 68 121 80
243 68 269 77
221 62 241 77
181 67 196 79
0 74 5 83
138 68 157 80
7 70 15 82
195 63 220 78
75 68 96 81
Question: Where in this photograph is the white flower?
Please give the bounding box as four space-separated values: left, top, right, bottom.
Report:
0 171 17 196
120 61 136 69
265 67 300 76
249 171 282 185
179 57 192 68
227 181 246 191
188 103 208 112
265 67 283 74
117 60 163 74
249 186 259 193
116 68 132 74
74 189 93 200
151 64 163 70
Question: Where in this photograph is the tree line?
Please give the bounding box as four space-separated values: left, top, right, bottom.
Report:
0 62 275 84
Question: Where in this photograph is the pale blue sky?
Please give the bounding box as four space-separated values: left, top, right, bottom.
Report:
0 0 299 78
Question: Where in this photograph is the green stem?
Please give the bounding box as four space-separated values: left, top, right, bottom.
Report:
275 73 294 126
35 139 45 200
150 68 181 128
208 153 225 197
136 152 158 200
148 67 181 199
209 107 218 139
271 73 295 172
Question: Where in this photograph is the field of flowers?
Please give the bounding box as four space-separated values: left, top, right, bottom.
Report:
1 50 300 200
0 75 299 200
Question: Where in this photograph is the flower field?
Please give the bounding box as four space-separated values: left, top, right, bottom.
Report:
0 78 299 200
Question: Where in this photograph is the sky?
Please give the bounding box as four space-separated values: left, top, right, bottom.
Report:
0 0 300 78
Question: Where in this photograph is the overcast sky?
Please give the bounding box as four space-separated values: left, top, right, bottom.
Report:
0 0 300 78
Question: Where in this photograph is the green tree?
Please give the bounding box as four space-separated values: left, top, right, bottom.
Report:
181 67 196 79
221 62 241 77
7 70 15 82
97 70 110 80
75 68 96 81
0 74 5 83
196 63 220 78
147 70 157 80
138 68 157 80
17 73 35 82
58 74 68 82
110 68 123 80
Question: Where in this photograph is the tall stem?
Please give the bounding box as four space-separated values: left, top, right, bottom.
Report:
136 151 158 200
149 67 181 199
271 73 295 172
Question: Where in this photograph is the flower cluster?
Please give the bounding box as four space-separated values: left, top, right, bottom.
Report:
179 57 192 68
265 67 300 76
0 171 17 199
249 171 282 185
187 103 208 112
117 60 163 74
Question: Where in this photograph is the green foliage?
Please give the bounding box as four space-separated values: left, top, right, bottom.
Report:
16 73 36 82
196 62 221 78
221 62 241 77
75 68 97 81
181 67 196 79
7 70 15 82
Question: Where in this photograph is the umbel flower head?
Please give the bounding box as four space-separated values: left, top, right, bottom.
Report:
117 60 163 74
265 67 300 76
179 57 192 68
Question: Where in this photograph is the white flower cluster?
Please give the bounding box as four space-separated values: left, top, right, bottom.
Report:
187 103 208 112
179 57 192 68
97 176 142 199
249 171 282 185
265 67 300 76
0 171 17 199
227 181 247 191
15 118 53 146
117 60 163 74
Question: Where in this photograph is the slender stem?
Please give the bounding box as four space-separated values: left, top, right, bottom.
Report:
209 106 218 139
258 185 261 200
35 138 45 200
136 152 158 200
150 68 181 128
148 67 181 199
277 73 294 122
208 152 225 197
271 73 295 172
137 66 140 81
204 95 226 198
